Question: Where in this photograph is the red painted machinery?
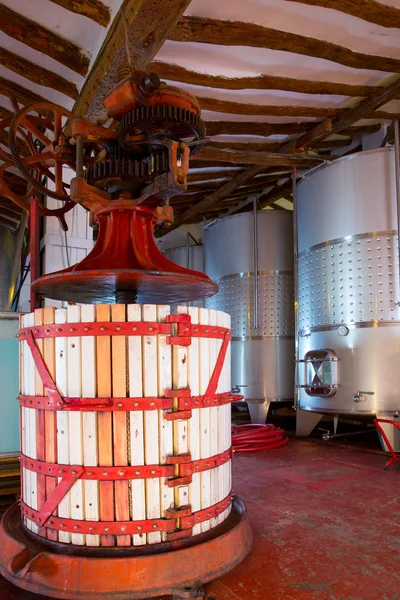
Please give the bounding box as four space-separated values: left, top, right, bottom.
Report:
0 66 252 600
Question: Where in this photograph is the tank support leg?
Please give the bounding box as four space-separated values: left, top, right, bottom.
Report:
172 585 205 599
296 409 323 437
247 400 270 424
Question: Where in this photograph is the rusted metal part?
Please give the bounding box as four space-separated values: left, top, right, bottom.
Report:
20 492 232 536
31 204 218 304
0 499 252 598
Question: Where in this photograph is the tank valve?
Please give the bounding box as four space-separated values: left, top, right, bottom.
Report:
353 390 374 403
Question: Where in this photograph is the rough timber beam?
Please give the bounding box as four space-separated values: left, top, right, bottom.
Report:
0 47 78 99
190 147 323 167
0 3 90 75
204 121 382 138
170 17 400 73
76 0 192 120
48 0 111 27
285 0 400 29
0 77 44 106
198 97 397 120
149 61 396 98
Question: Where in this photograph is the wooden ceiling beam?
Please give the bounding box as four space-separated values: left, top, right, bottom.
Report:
171 16 400 73
0 3 90 75
48 0 111 27
149 61 392 97
285 0 400 29
204 121 382 137
258 181 293 209
202 139 353 154
188 169 244 183
78 0 192 120
199 96 398 119
0 48 78 99
191 146 323 167
0 76 45 106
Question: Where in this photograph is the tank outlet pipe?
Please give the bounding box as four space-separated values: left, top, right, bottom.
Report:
394 120 400 306
252 194 259 330
292 167 300 408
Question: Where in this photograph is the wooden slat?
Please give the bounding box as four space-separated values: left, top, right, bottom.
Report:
191 146 323 167
187 306 201 536
171 16 400 73
48 0 111 27
142 304 161 544
96 304 114 547
77 0 192 120
286 0 400 29
34 309 46 537
127 303 146 547
111 304 130 547
199 97 340 118
27 312 38 534
43 307 58 542
199 308 211 533
81 304 100 547
208 309 219 529
150 60 394 97
188 169 243 183
173 306 190 517
0 4 90 75
55 308 70 543
204 121 382 138
67 305 85 546
156 305 174 541
0 47 78 100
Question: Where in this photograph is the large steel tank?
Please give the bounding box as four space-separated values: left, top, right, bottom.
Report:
205 211 294 422
296 147 400 447
0 223 18 311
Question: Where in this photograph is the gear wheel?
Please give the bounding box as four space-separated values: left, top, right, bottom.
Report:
85 146 169 194
118 104 206 155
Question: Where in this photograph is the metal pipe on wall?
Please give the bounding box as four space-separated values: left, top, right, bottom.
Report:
292 168 300 408
394 120 400 305
252 195 259 330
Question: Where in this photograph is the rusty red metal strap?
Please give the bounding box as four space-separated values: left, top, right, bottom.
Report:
20 493 232 536
18 318 228 342
18 392 238 412
166 448 232 487
20 448 232 486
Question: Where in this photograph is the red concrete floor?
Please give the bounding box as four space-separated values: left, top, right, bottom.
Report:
1 438 399 600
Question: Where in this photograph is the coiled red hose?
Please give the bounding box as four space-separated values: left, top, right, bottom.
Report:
232 424 288 453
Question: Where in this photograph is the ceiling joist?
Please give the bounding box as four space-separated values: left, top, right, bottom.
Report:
170 16 400 73
285 0 400 29
150 61 396 97
78 0 193 120
48 0 111 27
0 47 78 99
0 3 90 75
204 121 381 137
0 76 44 106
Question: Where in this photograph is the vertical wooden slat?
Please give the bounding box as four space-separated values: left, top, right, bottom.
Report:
81 304 100 547
20 316 26 527
173 306 189 512
55 308 70 543
111 304 130 547
96 304 114 546
199 308 211 533
21 314 29 529
217 309 226 525
225 312 232 519
208 309 219 528
43 306 58 541
187 306 201 535
27 312 38 534
67 305 85 546
128 304 146 547
34 308 46 537
157 305 174 541
142 304 161 545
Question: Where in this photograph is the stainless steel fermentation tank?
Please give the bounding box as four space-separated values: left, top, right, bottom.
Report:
205 211 295 423
296 147 400 449
163 239 204 308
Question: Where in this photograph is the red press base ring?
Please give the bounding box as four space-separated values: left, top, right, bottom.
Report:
0 498 252 600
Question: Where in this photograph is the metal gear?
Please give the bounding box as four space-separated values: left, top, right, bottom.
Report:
118 104 206 155
85 146 169 194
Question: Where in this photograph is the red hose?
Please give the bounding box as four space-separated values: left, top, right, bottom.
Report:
232 424 288 453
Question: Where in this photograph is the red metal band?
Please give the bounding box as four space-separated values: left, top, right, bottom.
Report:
18 320 229 342
20 448 232 484
20 492 232 536
18 392 238 412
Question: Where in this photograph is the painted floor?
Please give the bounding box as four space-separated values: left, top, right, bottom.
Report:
1 438 399 600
